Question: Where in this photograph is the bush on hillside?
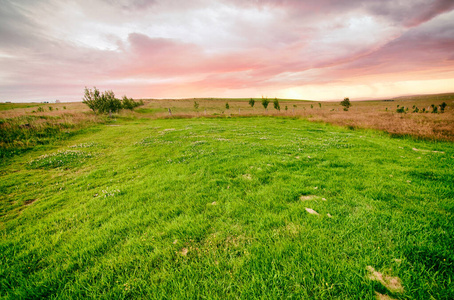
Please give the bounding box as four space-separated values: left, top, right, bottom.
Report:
83 87 143 116
261 97 269 110
273 98 280 111
340 97 351 111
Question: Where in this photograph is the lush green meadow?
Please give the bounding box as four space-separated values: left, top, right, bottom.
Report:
1 116 453 299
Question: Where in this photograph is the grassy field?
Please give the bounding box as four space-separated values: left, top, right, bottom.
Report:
1 113 453 298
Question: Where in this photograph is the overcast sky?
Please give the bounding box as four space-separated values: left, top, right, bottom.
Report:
1 0 454 102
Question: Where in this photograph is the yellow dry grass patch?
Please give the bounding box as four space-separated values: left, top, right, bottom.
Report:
367 266 404 294
273 222 302 238
375 292 396 300
299 195 318 201
242 174 252 180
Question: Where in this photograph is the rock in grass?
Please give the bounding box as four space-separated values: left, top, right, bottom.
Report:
305 208 319 215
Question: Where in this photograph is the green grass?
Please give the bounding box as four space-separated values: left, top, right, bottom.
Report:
0 115 106 160
0 103 43 111
1 117 453 299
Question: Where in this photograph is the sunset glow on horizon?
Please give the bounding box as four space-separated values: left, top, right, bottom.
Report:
1 0 454 102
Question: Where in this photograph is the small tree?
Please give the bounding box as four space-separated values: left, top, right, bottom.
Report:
340 97 351 111
431 104 438 113
194 101 199 111
261 97 269 110
273 98 280 111
225 102 230 110
83 87 100 114
318 102 322 108
103 90 122 117
440 102 447 113
249 98 255 107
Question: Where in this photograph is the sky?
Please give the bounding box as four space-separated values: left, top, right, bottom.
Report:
1 0 454 102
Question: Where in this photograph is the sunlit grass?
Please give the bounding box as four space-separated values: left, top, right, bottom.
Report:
1 117 453 299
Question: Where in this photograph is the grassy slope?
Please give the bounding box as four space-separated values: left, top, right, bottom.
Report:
0 103 43 111
1 117 453 299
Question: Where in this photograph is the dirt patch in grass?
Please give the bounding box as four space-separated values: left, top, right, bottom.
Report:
375 292 396 300
24 199 37 206
300 195 318 201
367 266 404 294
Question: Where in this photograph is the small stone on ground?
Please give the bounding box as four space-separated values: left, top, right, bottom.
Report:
305 208 319 215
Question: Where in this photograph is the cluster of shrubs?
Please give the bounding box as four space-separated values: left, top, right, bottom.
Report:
218 98 297 113
83 87 143 116
32 106 66 113
221 97 282 112
396 102 447 114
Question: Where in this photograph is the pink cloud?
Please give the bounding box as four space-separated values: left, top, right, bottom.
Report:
1 0 454 101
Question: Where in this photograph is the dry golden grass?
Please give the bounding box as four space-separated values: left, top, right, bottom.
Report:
0 102 107 157
134 94 454 141
0 102 87 119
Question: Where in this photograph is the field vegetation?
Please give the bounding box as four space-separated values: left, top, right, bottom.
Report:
0 104 107 159
1 93 453 298
95 93 453 141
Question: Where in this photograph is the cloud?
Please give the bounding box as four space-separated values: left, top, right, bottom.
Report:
328 10 454 80
0 0 453 101
366 0 454 27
